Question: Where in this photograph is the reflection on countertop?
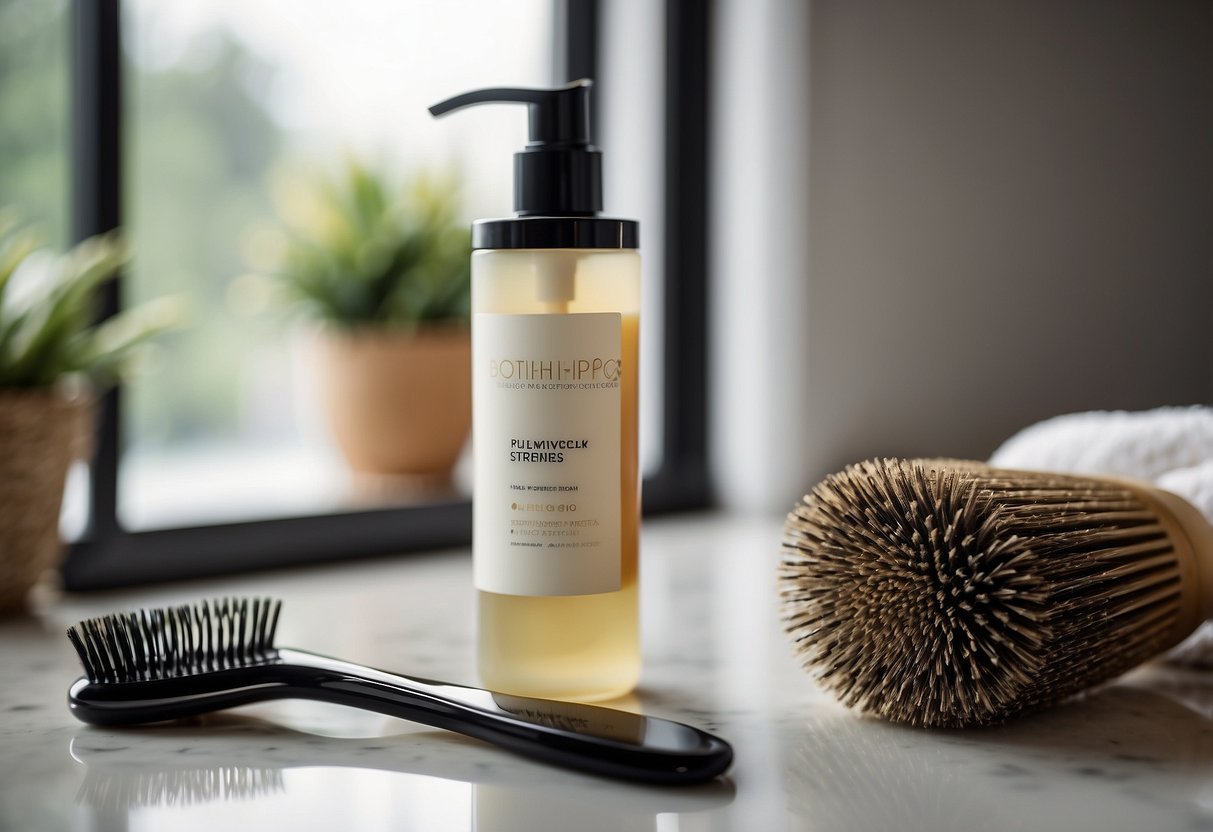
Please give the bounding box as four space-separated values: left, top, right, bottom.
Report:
68 717 735 830
3 514 1213 831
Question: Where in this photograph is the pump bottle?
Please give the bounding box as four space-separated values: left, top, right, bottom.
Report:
430 80 640 701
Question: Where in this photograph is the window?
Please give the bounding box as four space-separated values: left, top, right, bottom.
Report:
0 0 69 249
55 0 709 588
120 1 551 529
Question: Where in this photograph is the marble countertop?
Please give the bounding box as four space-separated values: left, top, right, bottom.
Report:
3 513 1213 832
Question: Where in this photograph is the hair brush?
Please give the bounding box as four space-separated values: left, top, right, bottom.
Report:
778 458 1213 728
65 598 732 784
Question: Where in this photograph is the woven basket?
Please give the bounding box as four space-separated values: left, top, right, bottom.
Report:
0 388 89 615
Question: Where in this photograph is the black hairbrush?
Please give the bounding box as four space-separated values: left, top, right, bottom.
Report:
65 598 732 784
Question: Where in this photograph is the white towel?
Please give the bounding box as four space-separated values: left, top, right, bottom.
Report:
989 406 1213 481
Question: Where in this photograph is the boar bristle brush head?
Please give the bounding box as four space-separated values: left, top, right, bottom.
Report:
778 458 1213 728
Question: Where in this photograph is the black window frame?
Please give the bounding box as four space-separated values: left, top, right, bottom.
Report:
62 0 711 590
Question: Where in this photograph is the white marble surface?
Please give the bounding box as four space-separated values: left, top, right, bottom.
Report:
3 513 1213 832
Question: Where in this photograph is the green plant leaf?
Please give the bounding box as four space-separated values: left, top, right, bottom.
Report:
74 295 185 383
267 159 471 328
0 217 40 302
4 232 128 385
0 219 177 390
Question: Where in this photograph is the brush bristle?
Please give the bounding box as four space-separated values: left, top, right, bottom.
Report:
66 597 282 684
779 459 1183 727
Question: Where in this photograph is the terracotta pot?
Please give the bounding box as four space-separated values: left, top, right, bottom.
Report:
0 388 89 615
315 326 471 477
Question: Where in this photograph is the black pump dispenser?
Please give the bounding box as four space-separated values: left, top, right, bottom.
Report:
429 79 637 250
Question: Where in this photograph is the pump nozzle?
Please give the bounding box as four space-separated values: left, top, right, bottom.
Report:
429 79 592 147
429 80 601 217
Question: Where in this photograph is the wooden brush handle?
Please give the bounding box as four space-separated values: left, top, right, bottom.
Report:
1116 479 1213 649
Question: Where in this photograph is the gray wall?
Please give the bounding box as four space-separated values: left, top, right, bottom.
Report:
711 0 1213 512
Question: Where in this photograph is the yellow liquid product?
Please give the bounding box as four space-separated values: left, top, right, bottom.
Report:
473 250 641 701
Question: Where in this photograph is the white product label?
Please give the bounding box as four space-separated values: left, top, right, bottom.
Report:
474 312 622 596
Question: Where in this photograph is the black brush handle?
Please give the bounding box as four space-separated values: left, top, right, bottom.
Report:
68 648 732 784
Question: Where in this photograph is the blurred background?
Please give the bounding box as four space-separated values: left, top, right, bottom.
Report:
3 0 554 531
711 0 1212 510
1 0 1209 587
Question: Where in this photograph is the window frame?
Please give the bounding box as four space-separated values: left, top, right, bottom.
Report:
62 0 711 590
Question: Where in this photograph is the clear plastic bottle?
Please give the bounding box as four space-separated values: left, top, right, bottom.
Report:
473 249 640 700
431 80 641 701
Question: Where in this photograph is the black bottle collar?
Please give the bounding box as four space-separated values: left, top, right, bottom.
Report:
473 217 639 250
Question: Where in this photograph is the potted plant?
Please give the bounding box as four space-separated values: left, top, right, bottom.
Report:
269 159 472 480
0 214 176 614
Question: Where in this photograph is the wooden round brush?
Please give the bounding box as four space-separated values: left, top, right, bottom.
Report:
778 458 1213 728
